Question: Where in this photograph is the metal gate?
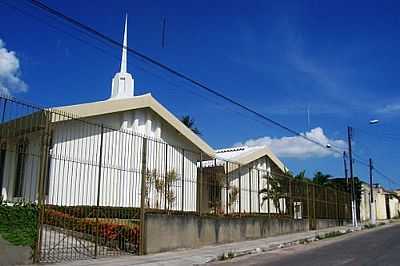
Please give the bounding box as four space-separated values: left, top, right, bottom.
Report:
36 111 143 262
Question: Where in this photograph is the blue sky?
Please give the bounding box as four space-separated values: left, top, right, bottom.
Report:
1 0 400 188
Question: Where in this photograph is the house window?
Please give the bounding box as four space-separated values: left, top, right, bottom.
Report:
0 143 6 188
13 142 27 197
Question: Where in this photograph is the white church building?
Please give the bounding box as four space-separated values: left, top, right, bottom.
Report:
0 17 214 211
200 145 289 214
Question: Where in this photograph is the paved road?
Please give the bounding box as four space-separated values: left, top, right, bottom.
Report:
215 224 400 266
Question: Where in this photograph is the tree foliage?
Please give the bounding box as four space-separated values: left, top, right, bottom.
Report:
180 115 201 135
259 174 287 214
312 171 332 186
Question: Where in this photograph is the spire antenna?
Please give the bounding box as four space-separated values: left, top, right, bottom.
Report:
120 14 128 73
110 14 134 99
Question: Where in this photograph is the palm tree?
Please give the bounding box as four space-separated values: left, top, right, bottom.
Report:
294 170 311 183
180 115 201 135
312 171 332 186
260 174 286 214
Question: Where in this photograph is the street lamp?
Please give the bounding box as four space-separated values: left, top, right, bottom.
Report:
368 119 379 225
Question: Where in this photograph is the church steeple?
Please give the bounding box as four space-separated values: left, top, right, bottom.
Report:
110 14 134 99
120 15 128 73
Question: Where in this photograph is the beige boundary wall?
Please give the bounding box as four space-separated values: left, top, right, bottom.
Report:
144 212 345 254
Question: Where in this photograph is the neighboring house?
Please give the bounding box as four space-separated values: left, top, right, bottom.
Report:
200 145 288 214
0 18 214 212
360 183 400 221
373 185 400 220
360 182 372 222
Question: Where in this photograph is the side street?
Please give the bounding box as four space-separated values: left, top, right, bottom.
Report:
35 220 400 266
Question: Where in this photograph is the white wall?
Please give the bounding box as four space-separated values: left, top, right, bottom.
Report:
388 197 399 219
375 190 387 220
46 108 200 211
217 157 286 214
360 183 371 222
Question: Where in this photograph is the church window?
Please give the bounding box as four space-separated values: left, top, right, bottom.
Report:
0 142 6 189
14 141 27 197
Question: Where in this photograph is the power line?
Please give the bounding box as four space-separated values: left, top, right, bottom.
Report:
0 0 240 115
24 0 344 155
352 156 400 187
346 151 399 186
17 0 399 187
1 0 323 149
373 167 400 187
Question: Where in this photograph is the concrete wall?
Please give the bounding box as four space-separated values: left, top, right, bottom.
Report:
144 212 310 254
316 219 341 229
375 191 387 220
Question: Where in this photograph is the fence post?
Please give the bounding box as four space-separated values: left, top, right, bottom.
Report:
325 187 329 219
95 124 104 258
238 164 241 215
198 152 203 214
139 137 148 255
225 161 229 215
306 183 310 225
214 158 217 214
288 179 292 218
257 170 260 214
249 167 252 214
313 185 316 227
34 110 51 263
335 189 339 222
264 156 271 216
164 144 168 210
181 149 185 212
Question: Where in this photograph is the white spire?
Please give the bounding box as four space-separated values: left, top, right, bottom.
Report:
110 14 134 99
120 14 128 73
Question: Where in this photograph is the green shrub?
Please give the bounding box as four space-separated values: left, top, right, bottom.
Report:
0 200 38 248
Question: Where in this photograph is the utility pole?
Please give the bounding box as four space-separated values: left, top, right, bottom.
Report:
369 158 376 224
343 151 348 186
347 126 358 227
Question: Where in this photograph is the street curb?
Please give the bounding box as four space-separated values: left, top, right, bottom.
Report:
207 220 398 264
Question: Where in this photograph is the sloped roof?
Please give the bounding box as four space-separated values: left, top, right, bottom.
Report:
50 93 215 157
215 145 287 173
201 145 287 173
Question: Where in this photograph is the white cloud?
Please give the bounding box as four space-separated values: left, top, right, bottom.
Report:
235 127 346 159
376 103 400 114
0 39 27 95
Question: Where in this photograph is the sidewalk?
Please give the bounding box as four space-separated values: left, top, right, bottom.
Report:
50 225 357 266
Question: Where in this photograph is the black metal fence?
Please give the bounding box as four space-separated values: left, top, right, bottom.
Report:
0 95 351 263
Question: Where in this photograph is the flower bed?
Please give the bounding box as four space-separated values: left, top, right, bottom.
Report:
46 205 140 219
44 208 139 253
